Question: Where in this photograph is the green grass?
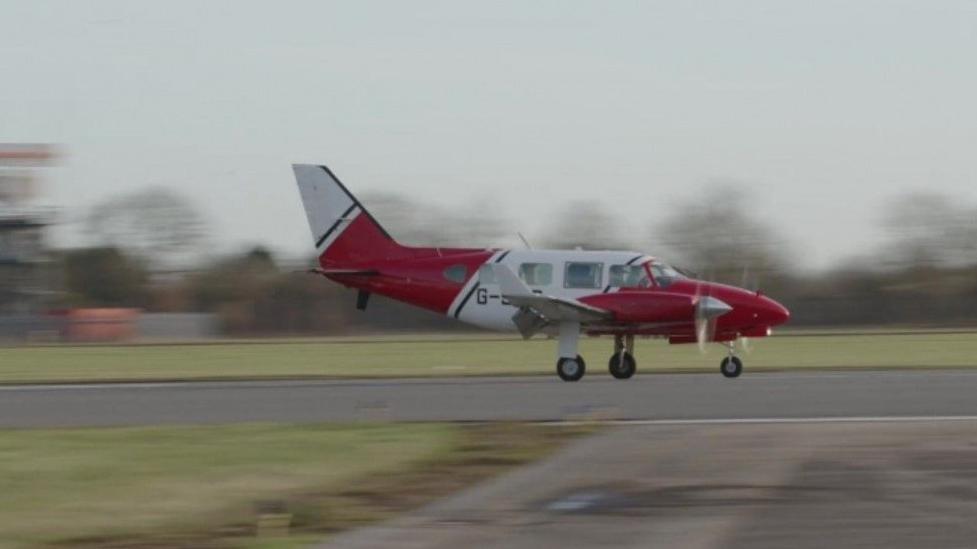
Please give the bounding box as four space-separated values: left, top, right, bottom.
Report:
0 422 584 548
1 331 976 384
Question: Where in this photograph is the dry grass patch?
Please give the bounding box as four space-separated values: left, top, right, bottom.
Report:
0 423 590 549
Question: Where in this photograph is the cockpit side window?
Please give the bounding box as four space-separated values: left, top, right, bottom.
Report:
609 265 651 288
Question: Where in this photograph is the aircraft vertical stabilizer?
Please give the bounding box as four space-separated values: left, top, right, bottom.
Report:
292 164 404 266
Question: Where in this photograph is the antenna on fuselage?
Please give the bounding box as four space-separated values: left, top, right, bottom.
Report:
517 232 533 249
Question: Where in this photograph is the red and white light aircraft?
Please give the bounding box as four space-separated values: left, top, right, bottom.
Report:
293 164 790 382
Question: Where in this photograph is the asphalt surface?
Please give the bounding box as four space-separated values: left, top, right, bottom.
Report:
3 370 977 427
320 420 977 549
6 371 977 548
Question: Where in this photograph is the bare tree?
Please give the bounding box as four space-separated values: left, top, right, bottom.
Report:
86 188 206 267
541 201 633 251
654 185 788 284
881 191 977 268
62 247 149 307
358 191 509 248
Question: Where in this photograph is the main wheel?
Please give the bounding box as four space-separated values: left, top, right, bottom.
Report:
608 352 636 379
556 355 586 382
720 356 743 378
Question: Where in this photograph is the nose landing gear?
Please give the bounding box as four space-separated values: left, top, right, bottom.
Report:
720 342 743 378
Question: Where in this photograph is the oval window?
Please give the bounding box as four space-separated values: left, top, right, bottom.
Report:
443 264 468 284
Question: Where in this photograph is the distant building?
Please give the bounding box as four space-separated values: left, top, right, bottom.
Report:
0 144 58 315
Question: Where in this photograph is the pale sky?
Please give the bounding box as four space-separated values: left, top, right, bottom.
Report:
3 1 976 270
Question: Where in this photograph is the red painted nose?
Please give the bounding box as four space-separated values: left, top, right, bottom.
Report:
759 296 790 326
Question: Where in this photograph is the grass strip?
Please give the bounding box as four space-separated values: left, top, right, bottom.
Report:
2 331 977 384
0 423 589 548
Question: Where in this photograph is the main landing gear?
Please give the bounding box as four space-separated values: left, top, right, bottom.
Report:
556 356 586 382
555 321 585 382
720 342 743 378
554 322 639 382
608 334 636 380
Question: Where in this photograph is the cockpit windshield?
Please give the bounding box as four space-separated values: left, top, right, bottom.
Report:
647 261 685 288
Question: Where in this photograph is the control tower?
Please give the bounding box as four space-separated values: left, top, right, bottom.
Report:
0 144 57 314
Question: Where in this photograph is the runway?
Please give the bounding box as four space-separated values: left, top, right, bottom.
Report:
3 369 977 428
7 370 977 548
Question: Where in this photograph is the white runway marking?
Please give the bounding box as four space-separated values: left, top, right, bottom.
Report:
549 416 977 426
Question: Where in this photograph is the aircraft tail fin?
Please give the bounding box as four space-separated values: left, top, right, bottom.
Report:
292 164 405 267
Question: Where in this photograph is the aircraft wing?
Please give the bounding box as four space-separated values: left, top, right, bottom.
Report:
504 293 611 323
490 264 612 325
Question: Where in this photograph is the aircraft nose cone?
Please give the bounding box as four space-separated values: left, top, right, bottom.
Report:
760 296 790 326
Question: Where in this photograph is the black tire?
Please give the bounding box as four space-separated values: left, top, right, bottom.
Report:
608 352 637 379
720 356 743 378
557 355 586 382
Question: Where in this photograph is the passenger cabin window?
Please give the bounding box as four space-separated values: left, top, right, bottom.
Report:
477 264 497 284
610 264 651 288
443 264 468 284
518 263 553 286
564 262 602 289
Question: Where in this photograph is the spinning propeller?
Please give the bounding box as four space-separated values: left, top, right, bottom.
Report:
692 277 732 353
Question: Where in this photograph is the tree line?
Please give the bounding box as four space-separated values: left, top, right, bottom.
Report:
53 186 977 334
